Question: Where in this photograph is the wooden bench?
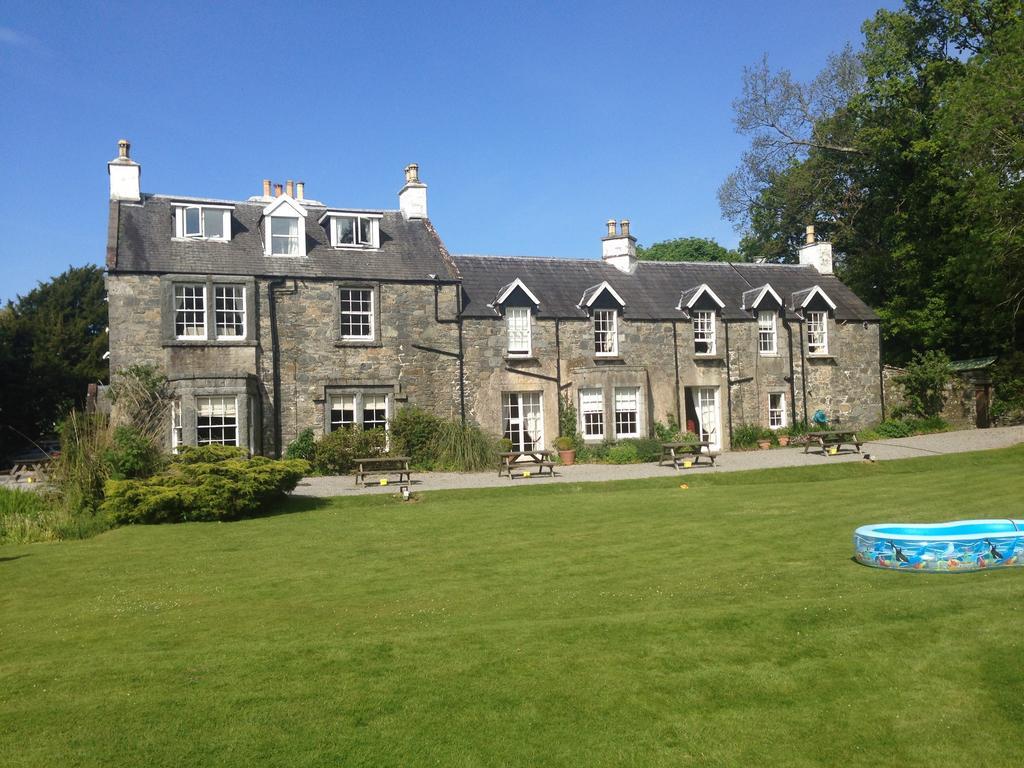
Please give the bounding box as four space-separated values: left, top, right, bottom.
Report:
804 431 862 456
354 456 412 486
659 441 717 469
499 450 556 479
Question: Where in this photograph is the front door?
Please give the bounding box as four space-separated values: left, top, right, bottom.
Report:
687 386 721 452
502 392 544 452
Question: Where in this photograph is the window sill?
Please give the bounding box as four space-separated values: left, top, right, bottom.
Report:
807 353 836 361
163 339 257 348
334 339 382 348
505 355 538 364
332 244 380 251
172 236 231 244
758 352 781 358
593 355 624 364
693 354 725 362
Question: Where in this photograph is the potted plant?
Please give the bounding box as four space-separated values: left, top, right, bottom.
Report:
555 436 576 465
777 429 790 447
756 428 772 450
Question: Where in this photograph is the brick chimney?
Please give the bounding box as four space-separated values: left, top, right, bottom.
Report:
108 139 141 201
399 163 428 220
601 219 637 273
798 224 833 275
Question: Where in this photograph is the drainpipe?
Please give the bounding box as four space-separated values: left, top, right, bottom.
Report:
877 323 885 421
724 319 734 447
783 317 798 426
797 314 809 425
432 280 466 424
555 318 563 429
267 278 288 457
672 319 682 430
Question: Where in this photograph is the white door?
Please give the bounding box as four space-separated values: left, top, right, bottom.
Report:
694 387 721 452
502 392 544 452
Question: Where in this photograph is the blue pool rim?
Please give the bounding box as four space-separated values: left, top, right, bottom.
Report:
854 519 1024 572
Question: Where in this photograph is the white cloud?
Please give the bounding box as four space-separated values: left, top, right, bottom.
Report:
0 26 49 55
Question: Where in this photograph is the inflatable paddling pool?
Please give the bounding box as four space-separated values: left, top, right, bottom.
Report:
854 520 1024 571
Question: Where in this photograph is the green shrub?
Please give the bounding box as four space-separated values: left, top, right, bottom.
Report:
867 416 951 440
391 407 444 469
558 395 583 450
102 454 310 525
0 487 65 544
313 428 386 474
894 350 951 418
605 441 639 464
632 438 663 462
731 423 764 450
576 442 609 462
991 352 1024 425
103 425 165 480
426 421 501 472
176 444 248 464
51 410 114 519
285 428 317 462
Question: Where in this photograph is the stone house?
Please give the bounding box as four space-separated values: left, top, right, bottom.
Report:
105 141 882 456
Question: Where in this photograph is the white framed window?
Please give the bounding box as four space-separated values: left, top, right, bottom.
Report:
593 309 618 356
693 310 716 355
196 396 238 447
329 394 356 431
170 400 182 454
758 311 777 355
329 215 380 249
270 216 301 256
614 387 640 438
769 393 787 429
579 388 604 439
174 284 206 339
506 307 532 356
174 205 231 241
328 393 390 434
340 288 374 340
502 392 543 452
807 311 829 355
214 285 246 339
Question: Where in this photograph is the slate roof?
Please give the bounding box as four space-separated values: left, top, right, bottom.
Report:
454 255 878 321
109 195 460 281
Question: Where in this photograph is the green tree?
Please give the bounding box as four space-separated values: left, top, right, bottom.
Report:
0 266 108 457
637 236 742 262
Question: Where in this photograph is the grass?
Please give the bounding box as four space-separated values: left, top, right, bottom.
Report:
2 446 1024 767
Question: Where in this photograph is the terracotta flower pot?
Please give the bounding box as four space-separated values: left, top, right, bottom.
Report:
778 435 790 447
558 449 576 466
757 440 771 450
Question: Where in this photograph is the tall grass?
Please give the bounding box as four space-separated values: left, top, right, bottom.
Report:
0 487 73 544
426 420 502 471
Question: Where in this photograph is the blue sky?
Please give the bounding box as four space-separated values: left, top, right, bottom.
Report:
0 0 895 303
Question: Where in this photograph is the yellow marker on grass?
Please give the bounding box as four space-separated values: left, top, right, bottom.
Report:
380 478 388 486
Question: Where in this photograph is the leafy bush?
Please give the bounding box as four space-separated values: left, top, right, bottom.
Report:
391 407 444 468
654 418 681 442
991 352 1024 425
558 395 583 450
426 421 501 472
554 436 575 451
285 428 317 462
731 423 765 450
605 441 639 464
576 442 609 462
894 350 951 418
102 452 310 525
312 428 386 474
0 487 67 544
861 417 951 441
632 438 663 462
104 425 165 480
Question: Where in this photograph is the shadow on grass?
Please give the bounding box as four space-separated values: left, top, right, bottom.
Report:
0 554 30 563
246 493 337 522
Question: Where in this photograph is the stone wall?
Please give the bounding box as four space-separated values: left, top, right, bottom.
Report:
882 365 982 428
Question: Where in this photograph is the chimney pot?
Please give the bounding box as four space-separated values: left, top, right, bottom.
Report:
606 219 617 237
286 180 294 197
399 163 428 219
108 138 141 201
274 183 283 197
620 219 631 237
805 224 815 245
404 163 420 184
118 139 130 159
262 179 271 197
296 181 304 200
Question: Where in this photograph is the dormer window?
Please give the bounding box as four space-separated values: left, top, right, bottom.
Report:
593 309 618 356
807 311 829 355
173 204 232 241
320 212 383 249
506 307 532 357
271 216 300 256
492 279 540 358
758 311 777 355
692 310 716 355
262 195 308 258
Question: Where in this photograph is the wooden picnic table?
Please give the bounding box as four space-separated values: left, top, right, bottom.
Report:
498 450 556 479
354 456 412 486
659 441 717 469
804 431 862 456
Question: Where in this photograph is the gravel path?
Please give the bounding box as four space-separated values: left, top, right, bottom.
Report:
292 425 1024 498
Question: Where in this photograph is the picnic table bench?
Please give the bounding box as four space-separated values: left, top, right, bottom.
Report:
354 456 412 486
659 441 717 469
804 431 862 456
498 450 556 479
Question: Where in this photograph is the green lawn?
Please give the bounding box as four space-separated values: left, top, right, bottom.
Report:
2 447 1024 767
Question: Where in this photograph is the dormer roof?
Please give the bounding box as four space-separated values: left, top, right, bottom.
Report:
262 194 308 219
579 281 625 309
741 284 784 311
790 285 837 312
676 283 725 311
492 278 541 308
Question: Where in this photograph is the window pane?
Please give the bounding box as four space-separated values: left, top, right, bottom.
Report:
506 307 531 354
214 285 245 338
580 387 604 438
357 217 371 245
693 311 715 354
174 284 205 338
272 216 299 255
340 288 373 339
594 309 616 355
363 394 388 431
203 208 225 239
196 396 238 447
337 217 355 245
329 394 356 431
184 207 201 236
614 387 639 437
758 311 776 354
